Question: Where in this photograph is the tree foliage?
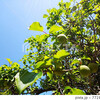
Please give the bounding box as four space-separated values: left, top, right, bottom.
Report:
0 0 100 95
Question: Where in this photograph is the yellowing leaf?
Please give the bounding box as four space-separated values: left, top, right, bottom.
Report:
29 22 44 32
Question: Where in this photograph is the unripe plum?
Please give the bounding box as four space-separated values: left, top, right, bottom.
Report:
88 63 98 73
80 65 91 77
57 34 67 44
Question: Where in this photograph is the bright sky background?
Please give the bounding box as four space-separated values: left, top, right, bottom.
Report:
0 0 69 66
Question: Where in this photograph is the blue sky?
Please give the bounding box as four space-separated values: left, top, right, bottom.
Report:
0 0 69 65
0 0 72 95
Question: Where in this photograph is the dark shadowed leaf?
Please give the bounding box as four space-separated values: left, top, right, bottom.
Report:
15 70 43 94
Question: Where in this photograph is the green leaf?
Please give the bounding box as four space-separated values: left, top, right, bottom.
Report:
81 56 91 60
29 22 44 32
70 0 73 2
43 14 48 18
47 72 53 80
44 56 50 61
35 61 45 69
66 2 71 8
63 86 72 94
45 59 53 66
54 50 70 59
71 59 80 65
11 62 20 69
61 0 63 2
49 25 64 34
36 34 49 43
15 70 43 94
6 58 12 65
68 88 86 95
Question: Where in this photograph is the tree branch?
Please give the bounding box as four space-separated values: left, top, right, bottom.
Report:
31 88 56 95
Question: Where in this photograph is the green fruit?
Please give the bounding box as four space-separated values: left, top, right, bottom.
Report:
80 65 91 77
54 70 64 76
88 63 98 73
55 62 63 69
57 34 67 43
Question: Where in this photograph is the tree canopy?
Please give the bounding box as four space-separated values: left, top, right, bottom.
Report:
0 0 100 95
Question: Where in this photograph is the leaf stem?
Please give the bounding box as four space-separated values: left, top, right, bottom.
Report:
43 31 47 34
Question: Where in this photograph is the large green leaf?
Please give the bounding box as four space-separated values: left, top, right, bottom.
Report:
54 50 70 59
68 88 86 95
63 86 86 95
15 70 43 94
29 22 44 32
